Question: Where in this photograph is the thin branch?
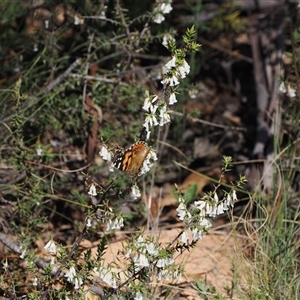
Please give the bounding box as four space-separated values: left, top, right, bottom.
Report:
42 58 81 94
198 36 253 64
171 110 247 131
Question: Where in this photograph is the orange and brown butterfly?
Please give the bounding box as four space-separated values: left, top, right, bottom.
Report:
112 141 152 176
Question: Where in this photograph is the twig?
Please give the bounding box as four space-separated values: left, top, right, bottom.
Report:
198 36 253 64
171 110 247 131
42 58 81 94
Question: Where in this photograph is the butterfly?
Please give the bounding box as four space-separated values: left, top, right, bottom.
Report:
112 141 152 176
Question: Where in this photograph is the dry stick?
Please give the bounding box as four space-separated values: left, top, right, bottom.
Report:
42 58 81 94
197 36 253 64
171 110 246 131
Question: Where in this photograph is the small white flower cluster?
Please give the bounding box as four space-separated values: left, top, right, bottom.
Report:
142 91 176 138
43 239 57 265
88 183 97 196
124 235 182 282
137 149 158 177
177 190 237 243
64 266 83 289
142 51 191 138
106 216 124 231
99 145 112 162
153 0 173 24
44 239 57 255
162 33 175 48
279 82 296 98
131 184 141 199
157 265 182 282
161 56 191 87
98 267 118 289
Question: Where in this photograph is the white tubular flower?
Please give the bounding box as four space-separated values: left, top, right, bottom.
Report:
156 258 166 268
181 230 189 244
106 219 113 231
209 207 217 218
143 93 158 112
99 146 112 161
143 113 159 131
88 184 97 196
20 249 26 259
172 269 182 281
109 163 115 172
131 184 141 199
148 149 158 161
199 218 212 228
137 235 144 244
139 148 157 176
36 145 43 156
162 33 175 47
192 228 203 240
176 202 187 220
165 257 174 265
161 73 180 86
116 217 124 229
139 159 152 176
214 192 219 204
107 219 116 231
86 218 92 227
279 82 296 98
50 257 55 265
177 59 190 78
106 217 124 231
286 86 296 98
216 203 224 215
153 0 173 24
157 269 169 281
100 269 117 288
33 277 38 286
74 277 83 289
44 239 57 255
159 104 171 126
146 243 158 256
146 129 151 140
279 82 286 93
137 253 150 267
134 292 143 300
194 200 206 211
65 266 76 283
224 193 232 210
165 56 176 71
160 1 173 14
169 92 177 105
153 13 165 24
287 86 296 98
232 190 237 202
136 149 157 177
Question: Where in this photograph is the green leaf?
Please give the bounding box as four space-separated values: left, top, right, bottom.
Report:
183 183 198 204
